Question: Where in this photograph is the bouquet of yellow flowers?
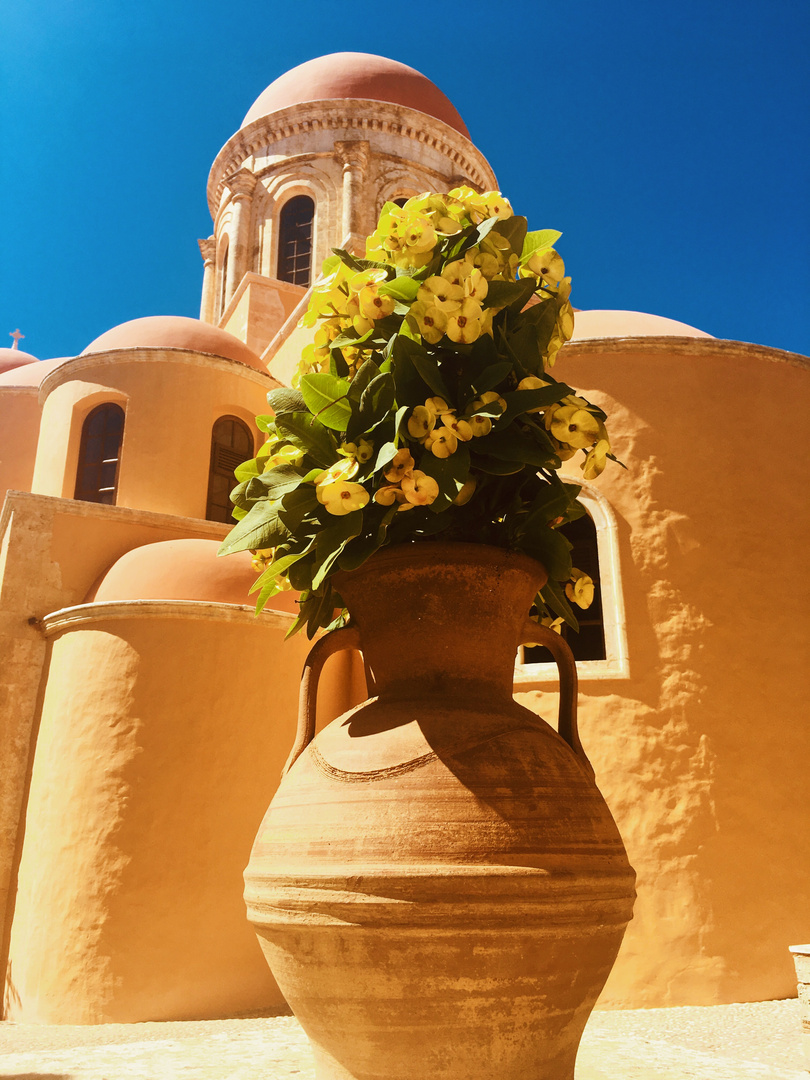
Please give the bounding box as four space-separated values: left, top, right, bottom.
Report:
220 188 617 638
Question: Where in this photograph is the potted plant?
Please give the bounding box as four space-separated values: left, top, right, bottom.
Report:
224 190 635 1080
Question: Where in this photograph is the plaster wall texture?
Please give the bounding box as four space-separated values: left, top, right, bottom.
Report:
515 336 810 1007
0 495 231 997
5 604 313 1023
32 350 273 518
218 273 305 356
0 388 40 498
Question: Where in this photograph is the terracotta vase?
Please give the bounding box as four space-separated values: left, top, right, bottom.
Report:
245 542 635 1080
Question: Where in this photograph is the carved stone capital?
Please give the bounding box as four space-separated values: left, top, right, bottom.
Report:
224 168 257 201
198 236 216 264
334 139 370 177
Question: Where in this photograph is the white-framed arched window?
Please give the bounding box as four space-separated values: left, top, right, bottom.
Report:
515 481 629 683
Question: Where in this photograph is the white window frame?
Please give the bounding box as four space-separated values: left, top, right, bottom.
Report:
515 481 630 683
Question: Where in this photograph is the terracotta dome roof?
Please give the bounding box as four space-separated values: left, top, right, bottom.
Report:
86 538 295 614
0 347 39 374
571 310 712 341
82 316 267 372
242 53 469 138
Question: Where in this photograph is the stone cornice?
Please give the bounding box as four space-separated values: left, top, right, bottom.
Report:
41 599 295 637
38 348 277 403
560 335 809 370
198 236 216 263
207 99 498 217
334 138 370 176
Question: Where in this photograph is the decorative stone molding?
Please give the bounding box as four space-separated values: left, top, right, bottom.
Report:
224 168 258 201
42 599 294 637
198 236 217 264
207 99 498 217
334 139 370 177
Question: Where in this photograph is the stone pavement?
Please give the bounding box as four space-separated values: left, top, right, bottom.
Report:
0 999 805 1079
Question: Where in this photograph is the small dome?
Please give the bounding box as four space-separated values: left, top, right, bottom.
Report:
572 310 712 341
86 539 296 614
82 317 266 372
0 347 39 374
242 53 469 138
0 355 65 387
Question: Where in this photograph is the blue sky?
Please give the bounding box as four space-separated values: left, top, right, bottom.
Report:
2 0 808 360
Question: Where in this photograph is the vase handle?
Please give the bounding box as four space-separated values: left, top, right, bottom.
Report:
282 626 363 778
521 622 595 779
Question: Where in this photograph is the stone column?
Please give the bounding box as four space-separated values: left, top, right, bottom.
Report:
223 169 257 309
197 237 217 324
334 140 370 255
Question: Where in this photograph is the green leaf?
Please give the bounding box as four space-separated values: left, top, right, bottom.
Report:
540 578 580 632
411 352 453 401
234 456 262 483
358 372 396 433
495 383 573 427
218 501 291 557
475 425 556 468
517 522 572 581
244 464 305 503
275 412 336 468
471 361 512 396
278 486 319 533
468 454 524 475
300 373 352 431
491 215 528 258
346 357 381 404
487 276 537 313
419 442 470 512
520 229 562 264
331 248 390 274
311 510 364 589
373 440 399 475
249 549 308 595
378 276 420 301
267 387 307 415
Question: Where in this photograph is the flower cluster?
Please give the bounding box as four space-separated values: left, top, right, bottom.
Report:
221 188 619 639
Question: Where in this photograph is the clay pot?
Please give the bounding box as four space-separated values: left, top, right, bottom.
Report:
245 542 635 1080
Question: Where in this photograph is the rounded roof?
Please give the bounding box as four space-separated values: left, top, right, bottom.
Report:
242 52 469 138
0 347 39 374
82 316 266 371
571 310 712 341
86 538 295 614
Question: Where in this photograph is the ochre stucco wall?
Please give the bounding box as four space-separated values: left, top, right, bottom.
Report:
32 351 272 519
0 389 41 500
516 337 810 1007
5 604 316 1023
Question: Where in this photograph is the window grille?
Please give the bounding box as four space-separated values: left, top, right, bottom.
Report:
277 195 314 286
74 403 125 505
206 415 254 523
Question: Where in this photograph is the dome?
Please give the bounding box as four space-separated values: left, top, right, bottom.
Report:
0 348 39 374
571 310 712 341
242 53 469 138
82 317 267 372
86 538 295 613
0 356 66 387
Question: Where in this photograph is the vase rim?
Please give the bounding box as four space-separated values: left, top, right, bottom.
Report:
333 541 547 591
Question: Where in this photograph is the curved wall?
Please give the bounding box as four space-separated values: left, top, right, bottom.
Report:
517 337 810 1006
32 350 273 518
5 601 352 1023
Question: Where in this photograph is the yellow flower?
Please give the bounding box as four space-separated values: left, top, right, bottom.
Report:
522 249 566 286
263 445 304 470
443 415 473 442
463 268 488 303
548 405 602 449
341 438 374 464
315 458 359 488
424 425 458 458
424 397 453 423
474 391 507 414
453 477 477 505
374 484 412 511
446 297 485 344
402 215 437 254
407 405 435 440
401 470 440 506
441 254 474 288
409 300 447 344
384 448 415 482
471 250 501 279
358 283 396 322
565 569 595 609
417 276 463 312
467 414 492 437
317 480 370 516
582 438 611 480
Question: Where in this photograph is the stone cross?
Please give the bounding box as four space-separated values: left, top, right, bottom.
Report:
9 329 24 350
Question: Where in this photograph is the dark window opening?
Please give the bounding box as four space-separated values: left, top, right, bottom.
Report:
277 195 314 286
523 513 607 663
206 415 254 523
391 197 408 208
74 403 125 505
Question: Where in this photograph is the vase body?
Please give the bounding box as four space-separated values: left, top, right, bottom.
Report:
245 543 635 1080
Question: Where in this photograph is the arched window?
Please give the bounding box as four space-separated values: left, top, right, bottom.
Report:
206 416 254 523
74 403 125 504
522 512 606 664
277 195 314 286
